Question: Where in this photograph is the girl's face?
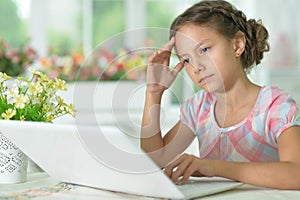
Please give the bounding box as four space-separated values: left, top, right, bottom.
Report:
175 23 243 93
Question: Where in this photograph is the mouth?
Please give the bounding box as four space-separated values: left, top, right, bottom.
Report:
198 74 213 84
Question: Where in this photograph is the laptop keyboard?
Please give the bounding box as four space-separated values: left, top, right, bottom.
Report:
176 177 243 199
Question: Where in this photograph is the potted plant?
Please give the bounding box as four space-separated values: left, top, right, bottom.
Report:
0 68 76 183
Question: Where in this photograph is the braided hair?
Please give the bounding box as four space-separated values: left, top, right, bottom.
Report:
170 0 270 73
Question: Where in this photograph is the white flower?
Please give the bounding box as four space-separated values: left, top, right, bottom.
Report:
44 89 55 101
13 94 29 109
29 67 42 76
5 87 18 104
43 103 56 114
54 78 67 91
28 82 43 96
0 72 11 83
67 104 76 117
1 108 16 120
28 94 40 104
6 79 27 92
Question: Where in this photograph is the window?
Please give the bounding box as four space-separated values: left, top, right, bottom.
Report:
92 0 125 46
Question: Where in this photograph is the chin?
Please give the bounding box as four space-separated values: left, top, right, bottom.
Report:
202 84 224 94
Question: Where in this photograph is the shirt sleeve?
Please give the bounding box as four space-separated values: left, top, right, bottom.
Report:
180 98 196 134
180 91 205 134
267 93 300 143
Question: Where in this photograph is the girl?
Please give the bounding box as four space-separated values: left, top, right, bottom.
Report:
141 0 300 190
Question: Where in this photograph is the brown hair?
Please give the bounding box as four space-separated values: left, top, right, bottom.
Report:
170 0 270 73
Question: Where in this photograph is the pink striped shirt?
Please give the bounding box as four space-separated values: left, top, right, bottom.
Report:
180 86 300 162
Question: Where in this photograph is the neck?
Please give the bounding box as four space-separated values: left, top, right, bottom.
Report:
214 76 260 112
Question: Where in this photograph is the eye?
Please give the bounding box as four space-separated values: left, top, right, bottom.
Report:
183 57 191 63
200 47 209 54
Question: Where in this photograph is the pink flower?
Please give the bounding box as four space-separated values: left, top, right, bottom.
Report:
92 65 101 77
105 64 117 77
12 48 19 55
126 69 138 80
48 70 60 79
5 50 13 58
116 62 125 70
23 45 32 53
79 67 90 80
12 56 20 64
3 42 9 49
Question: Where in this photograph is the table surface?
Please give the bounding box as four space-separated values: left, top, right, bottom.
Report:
0 172 299 200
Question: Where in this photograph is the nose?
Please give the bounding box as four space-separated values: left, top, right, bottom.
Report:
193 66 201 74
185 55 205 73
190 63 203 74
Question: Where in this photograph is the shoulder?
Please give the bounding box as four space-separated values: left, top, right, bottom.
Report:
180 90 214 132
258 86 300 141
258 86 298 110
261 85 290 99
257 85 300 121
254 85 300 126
180 90 214 114
183 89 214 106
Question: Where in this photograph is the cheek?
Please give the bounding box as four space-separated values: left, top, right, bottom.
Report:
185 65 194 76
185 66 198 81
205 55 223 74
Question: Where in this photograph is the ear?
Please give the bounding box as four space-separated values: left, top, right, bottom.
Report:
233 31 246 57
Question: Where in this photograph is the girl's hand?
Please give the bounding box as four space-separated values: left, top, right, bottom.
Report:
164 153 215 185
146 37 184 94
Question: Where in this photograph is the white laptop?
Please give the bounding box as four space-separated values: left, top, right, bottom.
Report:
0 120 243 199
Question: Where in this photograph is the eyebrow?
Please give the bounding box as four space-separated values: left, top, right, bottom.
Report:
193 39 211 50
177 39 211 57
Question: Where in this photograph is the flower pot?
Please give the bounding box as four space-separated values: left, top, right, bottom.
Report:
0 132 28 184
57 81 171 126
62 80 171 111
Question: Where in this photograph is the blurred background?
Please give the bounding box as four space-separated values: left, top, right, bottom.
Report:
1 0 300 104
1 0 299 157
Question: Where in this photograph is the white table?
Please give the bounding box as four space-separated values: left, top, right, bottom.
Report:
1 172 299 200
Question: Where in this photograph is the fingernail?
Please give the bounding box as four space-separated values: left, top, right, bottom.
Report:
175 180 182 185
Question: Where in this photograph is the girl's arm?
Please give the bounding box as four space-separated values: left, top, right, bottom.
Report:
141 116 196 168
165 126 300 189
140 38 195 167
214 126 300 189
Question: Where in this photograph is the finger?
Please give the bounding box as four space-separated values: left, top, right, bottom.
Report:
152 51 171 66
165 154 182 177
162 51 171 66
165 154 190 182
172 62 184 75
164 163 176 178
161 36 175 52
149 37 175 64
170 159 191 183
177 165 193 185
148 51 159 63
177 156 205 185
177 176 189 185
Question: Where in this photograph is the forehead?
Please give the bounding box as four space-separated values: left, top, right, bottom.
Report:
174 24 222 54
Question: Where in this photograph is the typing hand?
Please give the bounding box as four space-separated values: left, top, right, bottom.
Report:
146 37 184 94
164 154 215 185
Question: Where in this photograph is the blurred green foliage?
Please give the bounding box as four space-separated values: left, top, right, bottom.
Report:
93 1 125 46
0 0 27 47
